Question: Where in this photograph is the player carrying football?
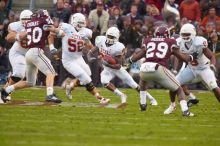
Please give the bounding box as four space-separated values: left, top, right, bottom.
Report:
89 26 157 108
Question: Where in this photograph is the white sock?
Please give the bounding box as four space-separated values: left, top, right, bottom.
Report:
171 102 176 107
5 85 15 93
114 88 123 97
140 91 146 104
146 91 154 100
188 93 196 100
179 100 188 112
47 87 54 96
95 92 100 98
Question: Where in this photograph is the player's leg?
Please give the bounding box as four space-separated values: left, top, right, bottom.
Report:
65 57 91 99
168 67 196 107
116 68 157 106
2 52 26 101
199 67 220 102
0 59 32 103
139 79 148 111
101 68 126 105
63 60 109 104
154 66 193 116
32 48 61 103
182 84 199 106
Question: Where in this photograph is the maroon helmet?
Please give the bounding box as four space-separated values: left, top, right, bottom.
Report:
32 9 49 18
154 26 170 38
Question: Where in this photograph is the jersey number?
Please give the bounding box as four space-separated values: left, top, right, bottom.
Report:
68 38 84 52
146 42 168 59
26 27 43 45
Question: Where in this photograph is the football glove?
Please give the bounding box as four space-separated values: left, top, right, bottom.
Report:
192 51 199 60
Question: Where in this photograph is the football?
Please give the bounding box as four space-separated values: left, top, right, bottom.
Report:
103 55 116 64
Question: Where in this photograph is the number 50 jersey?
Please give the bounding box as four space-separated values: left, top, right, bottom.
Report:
60 22 92 62
143 37 178 67
25 15 53 49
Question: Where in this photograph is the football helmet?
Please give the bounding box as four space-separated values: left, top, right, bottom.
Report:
154 26 170 38
180 23 196 43
33 9 50 18
105 27 120 45
20 10 33 25
70 13 86 31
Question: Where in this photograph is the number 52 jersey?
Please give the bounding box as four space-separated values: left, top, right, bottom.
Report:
59 22 92 62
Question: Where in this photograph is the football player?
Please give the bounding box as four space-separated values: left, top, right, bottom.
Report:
1 10 33 103
89 26 158 108
1 9 62 103
164 23 220 114
128 26 194 116
48 13 110 105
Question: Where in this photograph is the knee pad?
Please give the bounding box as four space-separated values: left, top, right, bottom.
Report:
85 82 95 92
11 76 22 83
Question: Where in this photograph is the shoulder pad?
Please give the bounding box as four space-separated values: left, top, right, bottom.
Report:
193 36 208 48
114 42 125 56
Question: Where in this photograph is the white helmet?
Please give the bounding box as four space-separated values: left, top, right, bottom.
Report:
180 23 196 43
20 10 33 22
105 27 120 45
70 13 86 31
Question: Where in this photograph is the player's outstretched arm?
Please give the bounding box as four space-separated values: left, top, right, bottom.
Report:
129 47 146 63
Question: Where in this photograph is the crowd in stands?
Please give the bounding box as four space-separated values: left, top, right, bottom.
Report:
0 0 220 88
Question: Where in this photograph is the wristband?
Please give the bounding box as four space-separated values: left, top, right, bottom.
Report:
189 55 193 62
49 44 55 51
129 56 134 64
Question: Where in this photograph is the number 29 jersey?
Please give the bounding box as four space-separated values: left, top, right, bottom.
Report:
143 37 178 67
60 22 92 61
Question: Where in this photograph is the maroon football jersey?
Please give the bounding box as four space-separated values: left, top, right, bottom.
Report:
143 37 177 67
25 17 53 49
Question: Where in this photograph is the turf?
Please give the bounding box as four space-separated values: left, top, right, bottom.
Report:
0 87 220 146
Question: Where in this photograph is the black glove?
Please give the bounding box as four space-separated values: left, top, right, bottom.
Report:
123 57 133 69
192 52 199 60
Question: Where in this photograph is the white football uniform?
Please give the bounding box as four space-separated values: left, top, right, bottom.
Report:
60 23 92 85
8 21 27 79
95 36 138 88
176 36 218 90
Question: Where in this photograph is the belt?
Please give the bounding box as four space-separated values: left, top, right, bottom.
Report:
155 63 160 70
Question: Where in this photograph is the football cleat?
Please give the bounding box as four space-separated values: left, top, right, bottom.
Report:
182 110 194 117
0 89 10 103
140 104 147 111
150 99 158 106
65 85 73 100
187 99 199 107
99 98 110 105
164 105 176 114
117 102 127 109
46 94 62 103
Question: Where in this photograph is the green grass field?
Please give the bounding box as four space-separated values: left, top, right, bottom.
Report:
0 87 220 146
